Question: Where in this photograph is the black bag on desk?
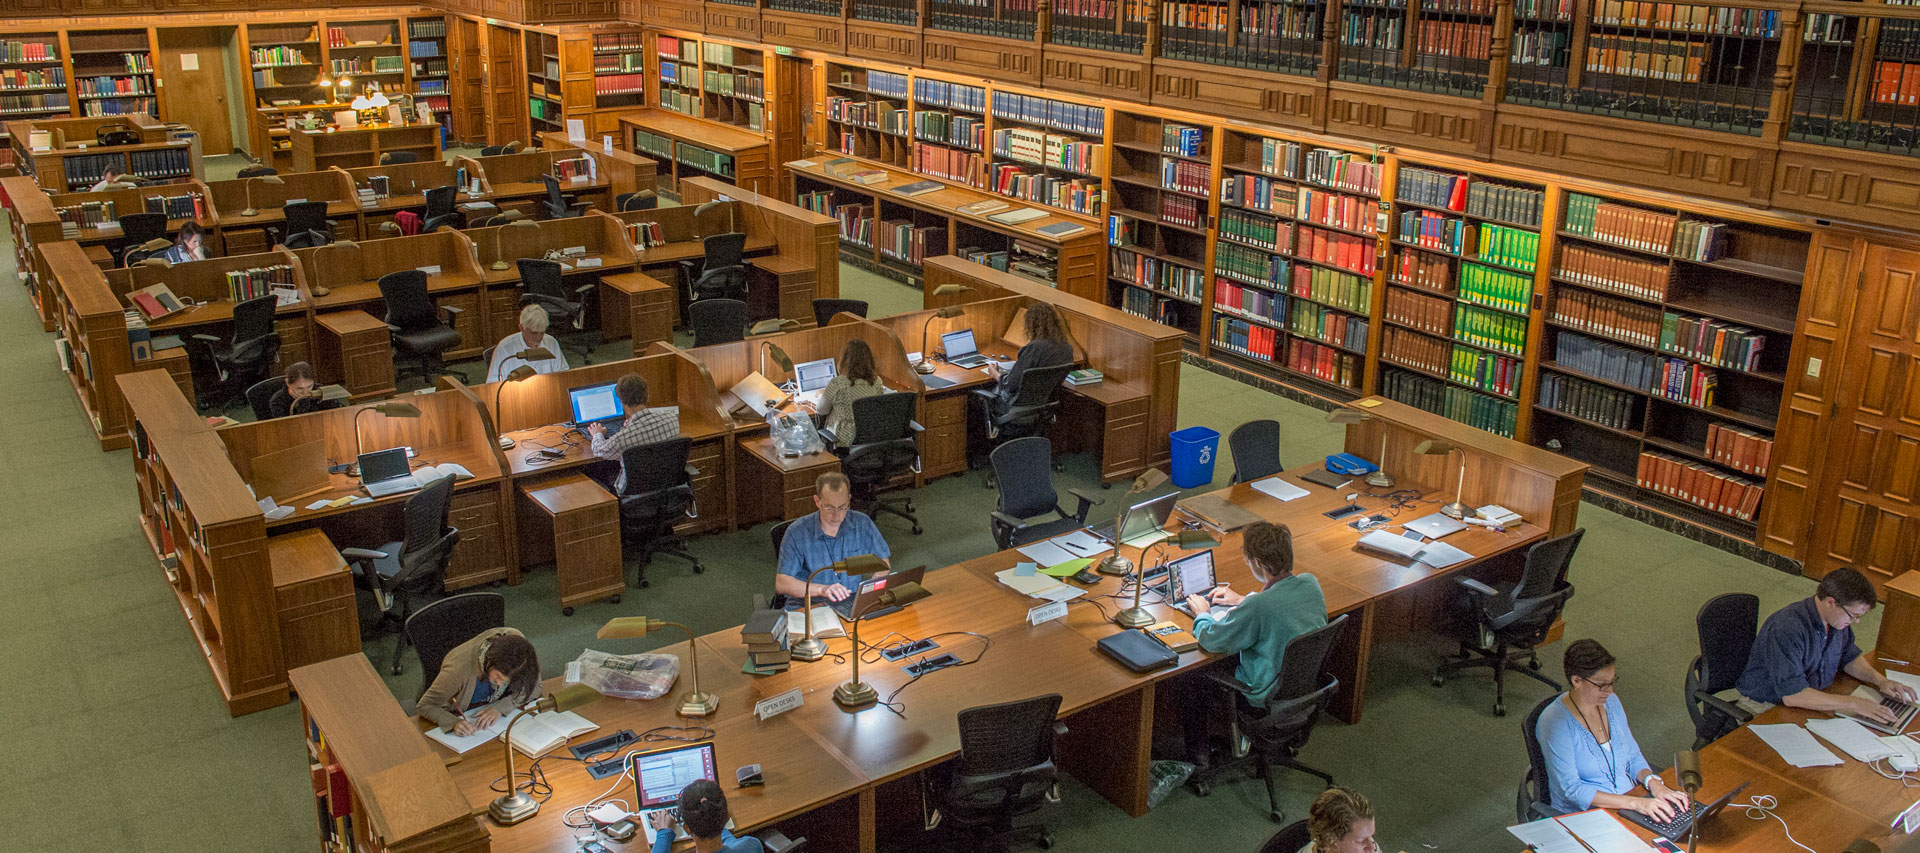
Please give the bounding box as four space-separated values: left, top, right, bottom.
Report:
1097 629 1178 673
96 125 140 146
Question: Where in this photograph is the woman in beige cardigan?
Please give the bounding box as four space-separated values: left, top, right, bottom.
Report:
417 628 541 734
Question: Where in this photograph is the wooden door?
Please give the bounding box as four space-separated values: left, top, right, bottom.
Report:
769 53 809 188
1759 232 1861 561
485 24 526 147
453 17 486 143
156 27 237 154
1810 242 1920 585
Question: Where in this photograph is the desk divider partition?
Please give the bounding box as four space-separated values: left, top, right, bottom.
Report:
537 130 662 201
206 169 360 256
679 176 840 324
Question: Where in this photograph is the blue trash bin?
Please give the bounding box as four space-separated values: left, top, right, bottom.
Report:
1169 426 1220 488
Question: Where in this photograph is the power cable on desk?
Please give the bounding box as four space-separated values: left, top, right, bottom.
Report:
876 631 991 718
559 724 717 830
1736 795 1815 853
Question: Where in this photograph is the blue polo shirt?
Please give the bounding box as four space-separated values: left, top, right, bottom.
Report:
776 511 891 608
1736 597 1862 704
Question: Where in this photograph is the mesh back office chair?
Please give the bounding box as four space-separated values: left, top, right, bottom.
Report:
1228 419 1285 484
680 231 748 300
970 362 1074 489
516 257 597 364
767 520 796 610
245 377 281 421
423 185 463 232
282 229 329 250
936 694 1066 851
813 298 869 328
615 191 658 211
988 437 1101 550
342 475 462 675
1189 614 1350 824
1432 528 1584 716
617 437 703 591
1685 593 1759 748
379 269 466 386
114 212 168 264
404 592 506 702
538 174 591 219
1257 823 1312 853
841 392 924 535
480 143 520 156
278 200 333 248
689 298 747 347
191 294 281 411
1518 694 1559 821
691 264 750 305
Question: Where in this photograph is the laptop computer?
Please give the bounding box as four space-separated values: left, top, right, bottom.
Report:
1618 780 1750 841
1844 685 1920 735
568 381 626 429
1405 511 1467 539
1089 492 1179 549
357 447 419 498
831 565 927 621
940 328 990 369
791 358 837 408
629 741 729 842
1166 549 1235 618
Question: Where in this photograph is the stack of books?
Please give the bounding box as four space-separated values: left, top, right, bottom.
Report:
741 609 791 674
1066 368 1103 386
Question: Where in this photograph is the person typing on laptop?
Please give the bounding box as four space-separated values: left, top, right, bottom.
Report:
647 779 762 853
774 473 891 609
1732 567 1916 722
588 375 680 493
813 339 884 450
1537 640 1692 821
983 303 1073 415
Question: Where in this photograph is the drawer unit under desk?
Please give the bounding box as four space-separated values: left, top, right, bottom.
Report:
676 437 730 537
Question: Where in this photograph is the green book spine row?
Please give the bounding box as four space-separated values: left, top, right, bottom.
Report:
1452 303 1528 355
1475 224 1539 273
1294 263 1371 314
1443 385 1519 438
1564 193 1603 236
1220 208 1288 251
1458 261 1532 315
1215 242 1284 285
1450 344 1523 398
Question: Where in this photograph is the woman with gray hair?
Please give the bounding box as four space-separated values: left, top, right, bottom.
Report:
487 303 571 381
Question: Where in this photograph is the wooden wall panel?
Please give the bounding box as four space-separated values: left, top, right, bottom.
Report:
1760 232 1859 560
1491 105 1772 205
845 20 921 65
705 4 762 42
1773 143 1920 226
1150 59 1320 131
1325 83 1486 158
645 0 707 32
535 0 621 20
922 32 1040 85
761 11 844 54
1043 43 1150 104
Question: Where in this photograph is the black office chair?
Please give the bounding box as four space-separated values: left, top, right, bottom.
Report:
342 475 462 675
615 190 657 211
279 200 333 247
935 694 1065 851
841 392 924 535
516 257 597 364
970 362 1074 488
690 264 750 305
1189 613 1350 824
679 230 748 298
812 298 868 328
766 519 796 610
689 298 747 347
244 376 282 421
378 269 465 387
191 294 281 411
1228 419 1284 484
1432 527 1584 716
123 241 174 266
236 164 277 178
1518 694 1559 822
988 437 1101 549
1685 592 1759 749
115 212 167 264
380 151 422 165
282 230 329 250
617 437 703 591
538 173 591 219
1257 822 1312 853
480 142 519 156
423 185 462 232
404 591 506 703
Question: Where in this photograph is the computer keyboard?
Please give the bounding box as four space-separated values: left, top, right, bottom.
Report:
1623 800 1704 839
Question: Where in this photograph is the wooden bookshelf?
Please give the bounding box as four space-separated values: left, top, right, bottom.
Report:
290 122 440 172
826 60 911 170
908 76 987 189
408 16 452 141
67 27 155 119
0 31 70 156
44 240 131 450
620 107 771 193
592 29 648 114
1108 109 1211 345
524 29 563 138
985 87 1105 219
5 113 200 192
655 32 703 118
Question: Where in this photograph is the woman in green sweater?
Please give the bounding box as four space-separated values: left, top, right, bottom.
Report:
1182 521 1328 766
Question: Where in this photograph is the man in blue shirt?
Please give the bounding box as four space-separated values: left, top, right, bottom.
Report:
774 472 891 608
1735 567 1916 722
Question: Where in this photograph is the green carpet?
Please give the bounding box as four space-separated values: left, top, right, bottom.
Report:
0 202 1858 852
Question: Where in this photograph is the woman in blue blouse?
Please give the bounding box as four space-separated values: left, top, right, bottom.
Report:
1536 639 1692 820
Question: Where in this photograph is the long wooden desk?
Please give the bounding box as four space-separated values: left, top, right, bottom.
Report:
206 168 361 255
290 122 440 173
680 176 839 325
456 150 614 215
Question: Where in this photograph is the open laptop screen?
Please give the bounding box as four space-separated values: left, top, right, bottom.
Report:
631 742 718 809
357 447 410 483
568 382 625 424
793 358 837 392
1169 549 1216 598
940 328 979 359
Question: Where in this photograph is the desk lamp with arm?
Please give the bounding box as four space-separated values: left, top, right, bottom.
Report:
759 340 792 388
1413 439 1471 519
834 580 932 708
790 554 886 662
490 354 551 449
487 216 539 270
1096 468 1173 576
487 683 603 825
913 285 973 374
238 174 284 217
1114 530 1218 628
307 239 365 298
750 318 802 337
348 401 422 477
597 617 718 716
1327 408 1392 488
1675 749 1702 853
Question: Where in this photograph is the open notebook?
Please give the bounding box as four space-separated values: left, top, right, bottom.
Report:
422 708 598 758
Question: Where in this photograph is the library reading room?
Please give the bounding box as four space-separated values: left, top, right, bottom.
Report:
5 0 1920 851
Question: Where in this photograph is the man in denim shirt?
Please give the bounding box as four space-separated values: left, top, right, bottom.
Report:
1736 567 1916 721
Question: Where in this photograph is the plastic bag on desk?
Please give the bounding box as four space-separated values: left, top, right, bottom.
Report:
768 410 826 457
570 648 680 700
1146 760 1195 808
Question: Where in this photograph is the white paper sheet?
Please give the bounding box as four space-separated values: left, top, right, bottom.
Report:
1807 716 1899 762
1885 669 1920 693
1507 817 1586 853
1250 477 1309 502
1556 809 1656 852
1015 540 1079 568
1750 723 1845 767
422 708 524 754
1051 530 1112 559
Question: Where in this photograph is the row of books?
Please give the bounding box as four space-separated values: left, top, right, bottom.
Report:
1221 174 1297 216
1564 193 1678 254
860 69 910 98
595 53 647 73
1704 422 1773 477
1423 0 1495 13
1654 358 1717 407
1455 303 1528 355
1539 371 1638 430
1161 123 1206 157
1386 285 1453 336
1590 0 1780 37
1291 300 1370 353
1383 324 1451 377
1213 314 1283 362
1220 208 1289 251
1872 62 1920 107
1111 248 1204 298
628 220 667 250
1293 263 1373 313
1660 313 1766 372
703 71 764 101
77 75 151 97
1671 220 1728 262
414 62 449 81
1161 1 1231 30
1558 244 1673 301
1304 148 1383 195
1290 339 1364 389
1584 36 1709 84
1512 30 1571 67
1296 226 1377 276
657 36 697 63
1416 20 1494 59
913 78 987 112
1216 241 1286 285
81 97 150 117
329 56 404 74
1392 249 1452 292
81 53 151 73
1342 14 1405 50
1162 194 1206 229
409 40 442 60
0 68 63 90
1053 0 1153 22
325 27 388 48
1382 368 1519 437
915 112 985 149
1214 277 1288 325
2 92 66 113
0 41 57 62
1552 288 1662 348
410 19 449 38
1454 345 1524 398
1636 452 1762 520
827 96 898 129
835 202 875 248
1236 3 1323 40
595 74 646 96
1405 167 1549 229
1398 209 1471 253
1160 157 1210 196
878 221 947 265
913 143 986 188
988 167 1101 215
678 144 736 177
990 90 1105 135
993 127 1102 174
659 89 697 116
224 265 296 303
703 42 758 67
1552 330 1664 390
250 46 310 67
1297 186 1372 233
1458 261 1535 315
660 61 698 89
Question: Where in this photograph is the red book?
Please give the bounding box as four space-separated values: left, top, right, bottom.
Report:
1447 176 1468 212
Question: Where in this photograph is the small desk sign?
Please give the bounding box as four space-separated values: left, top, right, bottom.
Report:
566 118 587 142
755 688 804 721
417 265 442 275
1028 600 1068 626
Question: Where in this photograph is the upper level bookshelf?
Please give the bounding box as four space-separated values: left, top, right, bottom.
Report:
656 34 701 117
911 77 987 189
248 21 325 110
929 0 1041 40
700 41 765 133
1790 4 1920 155
852 0 920 26
1049 0 1153 54
1160 0 1324 74
1335 0 1493 98
69 28 155 118
325 20 405 84
407 17 451 138
525 30 562 136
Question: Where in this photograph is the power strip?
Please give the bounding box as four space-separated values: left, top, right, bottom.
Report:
570 729 638 760
902 652 962 677
586 755 628 780
880 638 940 662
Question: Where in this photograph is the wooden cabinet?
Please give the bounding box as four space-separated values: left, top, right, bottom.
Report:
517 473 624 614
599 271 675 349
485 284 524 353
273 316 311 373
435 290 484 360
269 530 358 673
314 310 396 402
918 392 968 480
446 486 511 589
680 436 732 536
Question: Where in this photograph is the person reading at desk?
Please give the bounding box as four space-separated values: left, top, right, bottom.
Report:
813 339 883 450
1302 787 1378 853
1537 639 1692 820
267 361 343 419
88 169 126 191
1733 567 1918 720
774 473 890 609
153 222 207 265
486 304 570 382
1178 522 1326 770
416 628 540 735
589 374 680 494
648 779 762 853
982 302 1074 415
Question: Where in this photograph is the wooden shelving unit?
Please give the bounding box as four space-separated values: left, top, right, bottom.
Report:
593 30 648 114
524 29 562 139
6 113 199 192
986 88 1104 219
408 16 451 142
655 33 702 118
621 108 771 193
68 28 155 119
0 32 70 167
826 61 910 169
1107 109 1210 345
699 40 764 133
325 19 406 94
909 77 986 189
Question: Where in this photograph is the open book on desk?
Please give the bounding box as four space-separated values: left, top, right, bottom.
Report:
1355 529 1472 568
412 463 475 486
421 708 599 758
788 605 846 639
1509 809 1653 852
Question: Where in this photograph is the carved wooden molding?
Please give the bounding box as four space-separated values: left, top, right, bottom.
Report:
1775 144 1920 225
845 21 921 64
1325 85 1483 156
923 33 1040 85
1490 105 1767 206
762 10 844 53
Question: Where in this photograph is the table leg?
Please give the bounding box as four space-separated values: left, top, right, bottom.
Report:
1057 683 1155 817
1326 604 1375 724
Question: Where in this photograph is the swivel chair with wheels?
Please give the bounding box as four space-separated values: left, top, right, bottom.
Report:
1518 694 1560 821
380 151 421 165
516 258 597 363
1257 822 1311 853
615 191 658 211
279 200 333 247
1227 419 1285 484
690 264 749 304
236 164 277 178
970 362 1074 488
1431 528 1583 716
616 437 703 590
403 592 506 703
679 230 747 298
245 376 282 421
840 392 924 535
342 475 461 675
422 185 463 232
935 694 1066 852
538 174 591 219
988 437 1101 549
689 298 747 347
114 212 168 264
1188 614 1349 824
190 294 281 411
1685 593 1759 748
378 269 465 386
